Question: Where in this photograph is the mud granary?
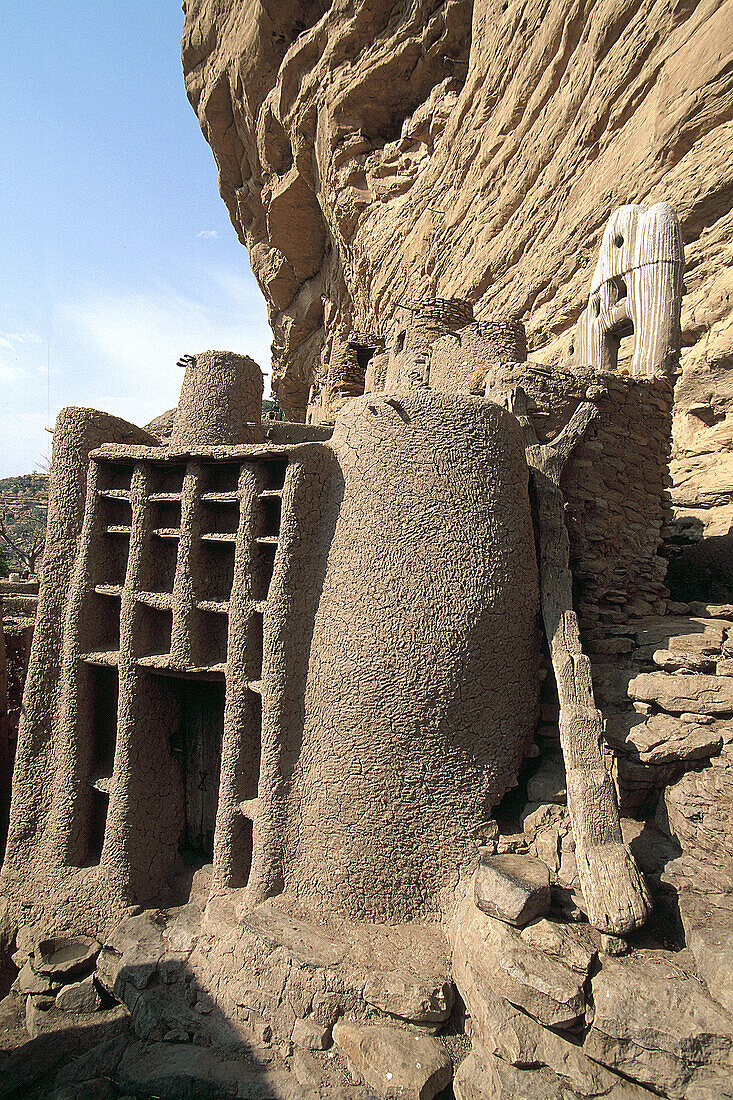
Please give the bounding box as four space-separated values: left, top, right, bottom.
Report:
7 202 732 1100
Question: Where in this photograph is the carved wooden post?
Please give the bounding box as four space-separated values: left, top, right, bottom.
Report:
507 386 651 935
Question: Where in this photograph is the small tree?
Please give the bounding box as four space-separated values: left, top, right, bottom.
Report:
0 513 46 574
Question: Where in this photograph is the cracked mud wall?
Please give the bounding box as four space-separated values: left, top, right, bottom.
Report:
182 0 733 535
253 390 540 921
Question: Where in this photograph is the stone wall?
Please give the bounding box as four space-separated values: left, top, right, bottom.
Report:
561 375 674 630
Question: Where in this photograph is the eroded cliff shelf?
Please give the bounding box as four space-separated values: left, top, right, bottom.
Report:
182 0 733 540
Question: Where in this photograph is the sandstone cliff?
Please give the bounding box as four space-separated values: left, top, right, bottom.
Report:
181 0 733 538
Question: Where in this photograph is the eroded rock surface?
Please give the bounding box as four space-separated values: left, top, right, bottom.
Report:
182 0 733 546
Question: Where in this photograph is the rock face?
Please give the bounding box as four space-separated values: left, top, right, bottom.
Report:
585 955 733 1099
181 0 733 542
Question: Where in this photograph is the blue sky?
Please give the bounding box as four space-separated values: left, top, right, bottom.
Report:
0 2 271 477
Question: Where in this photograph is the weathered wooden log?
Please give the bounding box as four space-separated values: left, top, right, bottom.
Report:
507 386 651 935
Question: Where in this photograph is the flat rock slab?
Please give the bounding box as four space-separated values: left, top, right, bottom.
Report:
332 1020 452 1100
362 972 453 1025
628 672 733 715
56 974 103 1014
451 889 585 1029
236 894 452 1026
474 853 551 927
605 710 724 763
453 1049 657 1100
241 901 347 968
12 960 61 996
97 910 167 995
652 648 716 673
634 616 730 656
117 1041 293 1099
584 954 733 1098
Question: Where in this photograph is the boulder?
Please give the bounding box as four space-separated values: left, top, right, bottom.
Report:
56 975 103 1014
46 1081 113 1100
526 757 567 803
628 673 733 715
53 1034 132 1088
605 710 723 764
453 1048 657 1099
679 893 733 1015
97 910 167 995
332 1020 452 1100
117 1041 292 1099
453 1050 569 1100
657 753 733 891
474 853 551 927
584 955 733 1098
362 972 454 1024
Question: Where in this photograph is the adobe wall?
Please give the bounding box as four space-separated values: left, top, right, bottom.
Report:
0 410 161 930
253 388 541 921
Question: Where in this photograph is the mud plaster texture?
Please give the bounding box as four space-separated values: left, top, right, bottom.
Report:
172 349 266 447
253 388 540 921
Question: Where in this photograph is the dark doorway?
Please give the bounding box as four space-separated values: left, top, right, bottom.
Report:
171 679 224 861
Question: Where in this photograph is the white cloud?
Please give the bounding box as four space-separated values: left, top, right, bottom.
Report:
0 410 52 477
0 331 43 348
0 273 273 477
0 330 47 388
197 229 218 239
57 278 272 428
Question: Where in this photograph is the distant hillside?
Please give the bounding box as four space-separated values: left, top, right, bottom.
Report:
0 473 48 574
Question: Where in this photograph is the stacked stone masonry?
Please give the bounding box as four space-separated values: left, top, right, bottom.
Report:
561 375 674 627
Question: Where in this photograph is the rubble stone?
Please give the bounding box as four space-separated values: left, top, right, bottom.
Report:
332 1020 452 1100
56 975 103 1015
474 853 551 927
